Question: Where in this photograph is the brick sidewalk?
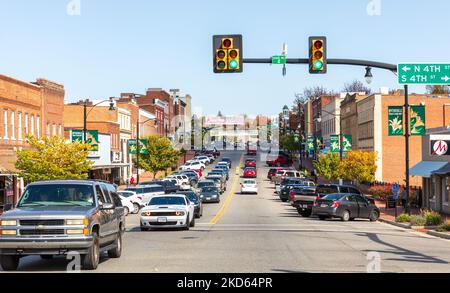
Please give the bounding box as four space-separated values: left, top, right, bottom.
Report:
374 200 420 222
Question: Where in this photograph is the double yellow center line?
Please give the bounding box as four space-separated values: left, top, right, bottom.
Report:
209 153 244 225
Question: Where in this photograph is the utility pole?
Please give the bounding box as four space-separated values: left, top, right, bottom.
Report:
404 85 410 214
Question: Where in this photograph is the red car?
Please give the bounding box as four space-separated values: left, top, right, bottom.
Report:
247 148 257 156
245 158 257 168
267 167 285 180
193 169 202 178
243 167 257 178
266 155 293 167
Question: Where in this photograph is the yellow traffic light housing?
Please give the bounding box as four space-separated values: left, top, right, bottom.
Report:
309 36 327 74
213 35 243 73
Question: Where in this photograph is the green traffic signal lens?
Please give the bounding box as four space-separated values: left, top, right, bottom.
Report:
218 61 226 69
313 60 323 70
229 60 239 69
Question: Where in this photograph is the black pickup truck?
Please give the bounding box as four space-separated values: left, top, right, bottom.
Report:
0 180 125 271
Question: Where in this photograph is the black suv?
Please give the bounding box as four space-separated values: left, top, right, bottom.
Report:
0 180 125 271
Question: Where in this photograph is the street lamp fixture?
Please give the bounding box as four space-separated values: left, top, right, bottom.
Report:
365 66 373 84
83 97 116 143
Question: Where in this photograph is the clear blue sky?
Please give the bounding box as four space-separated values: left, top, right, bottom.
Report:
0 0 449 116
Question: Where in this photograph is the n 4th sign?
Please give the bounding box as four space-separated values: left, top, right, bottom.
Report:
272 55 286 65
398 63 450 85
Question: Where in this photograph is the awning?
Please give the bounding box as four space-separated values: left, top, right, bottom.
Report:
432 163 450 176
410 161 448 178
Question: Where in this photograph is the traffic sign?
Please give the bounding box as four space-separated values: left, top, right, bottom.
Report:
272 55 286 65
398 63 450 85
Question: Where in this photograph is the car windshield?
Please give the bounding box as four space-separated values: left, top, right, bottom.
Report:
197 181 214 187
317 186 339 194
149 197 186 206
18 184 95 207
118 191 134 197
201 187 218 193
322 193 346 201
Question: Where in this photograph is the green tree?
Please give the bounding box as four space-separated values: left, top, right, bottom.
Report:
313 153 342 181
136 135 181 179
340 151 377 183
280 134 300 158
15 135 93 182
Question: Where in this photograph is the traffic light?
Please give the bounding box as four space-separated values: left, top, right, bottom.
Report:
213 35 243 73
309 36 327 74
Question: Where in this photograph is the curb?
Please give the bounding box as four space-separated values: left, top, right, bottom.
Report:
378 217 411 229
427 230 450 240
379 216 450 240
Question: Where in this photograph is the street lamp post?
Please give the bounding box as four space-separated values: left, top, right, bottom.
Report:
135 116 158 184
318 109 343 161
83 97 116 143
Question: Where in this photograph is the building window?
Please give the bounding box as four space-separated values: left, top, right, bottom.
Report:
36 116 40 138
10 111 15 139
46 123 50 137
59 124 62 136
30 115 34 136
18 112 22 140
24 113 28 135
3 110 8 139
52 123 56 136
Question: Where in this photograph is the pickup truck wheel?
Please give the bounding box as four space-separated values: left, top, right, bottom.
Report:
107 231 122 258
81 231 100 270
0 255 20 271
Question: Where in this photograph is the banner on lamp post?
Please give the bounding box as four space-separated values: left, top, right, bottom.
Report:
342 134 352 152
388 106 404 136
410 105 426 136
330 135 340 153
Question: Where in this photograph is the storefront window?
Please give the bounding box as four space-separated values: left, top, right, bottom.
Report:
444 177 449 205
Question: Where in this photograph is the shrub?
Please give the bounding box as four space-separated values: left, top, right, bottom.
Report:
422 210 443 226
396 213 411 223
436 221 450 232
410 215 427 226
366 185 393 201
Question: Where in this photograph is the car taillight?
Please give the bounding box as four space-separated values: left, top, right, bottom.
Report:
315 196 321 201
129 200 133 203
137 196 142 200
290 191 295 201
331 201 340 208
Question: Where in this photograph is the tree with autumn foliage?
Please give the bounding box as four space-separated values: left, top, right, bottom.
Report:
339 151 377 183
136 135 181 179
15 135 93 182
313 153 342 181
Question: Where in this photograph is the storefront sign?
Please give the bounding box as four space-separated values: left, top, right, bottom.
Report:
430 138 450 156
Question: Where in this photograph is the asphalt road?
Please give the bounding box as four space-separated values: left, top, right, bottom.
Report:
5 150 450 273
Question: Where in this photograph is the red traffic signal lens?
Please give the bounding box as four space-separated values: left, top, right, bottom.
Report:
222 39 232 48
314 51 323 59
217 50 226 59
314 40 323 50
217 61 226 69
229 49 238 59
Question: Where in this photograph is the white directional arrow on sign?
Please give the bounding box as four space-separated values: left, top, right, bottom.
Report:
402 66 411 72
442 76 450 82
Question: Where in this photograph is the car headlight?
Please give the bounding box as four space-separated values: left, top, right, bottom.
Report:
1 230 17 235
141 211 152 217
1 220 17 226
66 219 89 226
175 211 185 216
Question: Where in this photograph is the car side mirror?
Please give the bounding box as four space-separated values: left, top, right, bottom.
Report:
3 203 13 211
100 202 114 210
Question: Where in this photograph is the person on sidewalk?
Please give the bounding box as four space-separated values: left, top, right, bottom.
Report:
400 188 407 207
130 176 136 185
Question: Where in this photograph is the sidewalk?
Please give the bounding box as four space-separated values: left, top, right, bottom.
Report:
374 200 420 222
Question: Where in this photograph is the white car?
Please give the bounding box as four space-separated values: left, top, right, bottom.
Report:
182 160 205 171
167 174 190 190
194 156 210 165
216 162 230 170
119 195 135 216
140 194 196 231
124 184 165 206
241 179 258 194
118 190 143 213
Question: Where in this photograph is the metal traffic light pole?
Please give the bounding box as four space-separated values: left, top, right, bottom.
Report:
242 57 411 214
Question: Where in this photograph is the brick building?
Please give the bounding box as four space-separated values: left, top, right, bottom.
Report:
356 92 450 185
340 93 368 151
0 74 64 209
312 95 334 138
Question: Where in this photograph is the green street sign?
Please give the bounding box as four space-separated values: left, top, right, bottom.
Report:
272 55 286 65
398 63 450 85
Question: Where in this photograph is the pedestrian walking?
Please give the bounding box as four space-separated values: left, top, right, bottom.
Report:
130 176 135 185
400 188 407 207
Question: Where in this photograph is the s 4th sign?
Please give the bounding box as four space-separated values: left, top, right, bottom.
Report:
398 63 450 85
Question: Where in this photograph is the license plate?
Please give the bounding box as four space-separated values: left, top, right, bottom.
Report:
301 204 308 208
157 217 167 223
320 204 328 208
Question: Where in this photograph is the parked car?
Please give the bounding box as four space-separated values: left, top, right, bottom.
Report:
266 154 293 167
176 190 203 218
208 170 227 182
211 168 229 180
289 186 318 217
315 184 364 199
119 195 135 216
245 158 257 168
117 190 142 213
220 157 232 168
199 186 221 203
205 175 226 193
279 179 315 201
272 169 302 186
167 174 191 190
247 147 257 156
240 179 258 194
312 193 380 221
181 161 205 171
139 180 179 194
194 156 211 165
140 194 195 230
243 167 257 178
0 180 125 271
267 167 284 180
216 161 230 170
125 184 165 205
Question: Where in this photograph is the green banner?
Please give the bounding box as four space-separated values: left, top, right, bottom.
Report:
307 137 314 151
388 106 404 136
315 137 323 149
71 129 98 151
128 139 149 154
330 135 340 153
343 134 352 151
410 105 426 136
